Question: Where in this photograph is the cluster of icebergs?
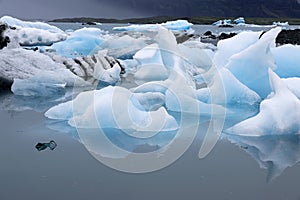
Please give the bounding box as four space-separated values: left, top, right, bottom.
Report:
1 16 300 136
213 17 245 26
1 16 300 176
213 17 289 28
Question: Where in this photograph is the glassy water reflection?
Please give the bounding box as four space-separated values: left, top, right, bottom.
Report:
1 91 300 199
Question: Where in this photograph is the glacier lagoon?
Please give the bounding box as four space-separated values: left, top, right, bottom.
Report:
1 17 300 199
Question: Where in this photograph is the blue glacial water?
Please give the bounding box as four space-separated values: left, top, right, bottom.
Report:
1 24 300 200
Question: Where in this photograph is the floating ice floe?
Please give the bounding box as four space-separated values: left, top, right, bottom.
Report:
0 16 66 46
234 17 246 25
0 16 63 33
226 69 300 136
0 48 87 87
273 21 289 26
5 27 67 46
45 86 179 132
50 27 107 58
113 20 193 32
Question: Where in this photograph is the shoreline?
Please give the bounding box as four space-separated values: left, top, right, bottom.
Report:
49 16 300 25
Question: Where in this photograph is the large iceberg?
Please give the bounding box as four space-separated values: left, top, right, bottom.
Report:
45 86 179 132
226 69 300 136
0 16 63 33
0 48 87 86
4 27 66 46
1 16 66 47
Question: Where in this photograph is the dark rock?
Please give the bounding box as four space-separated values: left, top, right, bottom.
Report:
218 24 234 28
276 29 300 45
82 22 97 26
175 33 194 44
218 32 237 40
0 23 10 50
204 31 213 36
35 140 57 151
200 31 236 45
0 77 13 90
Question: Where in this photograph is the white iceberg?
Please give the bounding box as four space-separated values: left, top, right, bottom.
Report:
0 16 63 33
50 27 106 58
0 48 87 86
45 86 179 132
234 17 246 25
212 19 232 26
226 27 281 98
226 69 300 136
113 20 193 32
4 27 66 46
213 31 262 68
196 68 261 106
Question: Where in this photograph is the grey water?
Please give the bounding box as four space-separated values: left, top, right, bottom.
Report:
1 24 300 200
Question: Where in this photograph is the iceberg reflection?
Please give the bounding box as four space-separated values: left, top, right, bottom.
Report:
226 133 300 181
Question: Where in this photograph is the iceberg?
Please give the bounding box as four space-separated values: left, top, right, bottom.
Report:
0 16 63 33
113 20 193 32
50 27 106 58
0 48 87 87
226 27 281 98
46 51 123 81
212 19 232 26
196 68 261 106
4 27 66 46
226 69 300 136
213 31 262 68
234 17 246 25
273 21 289 26
45 86 179 132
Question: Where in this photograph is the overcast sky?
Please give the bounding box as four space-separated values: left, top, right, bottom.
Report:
2 0 300 20
0 0 151 20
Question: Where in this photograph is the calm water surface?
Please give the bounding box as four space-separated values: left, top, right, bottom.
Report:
1 90 300 200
